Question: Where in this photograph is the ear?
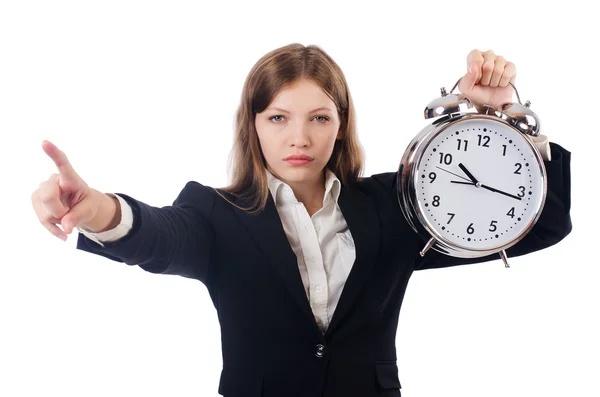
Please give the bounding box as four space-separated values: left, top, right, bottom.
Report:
336 128 343 140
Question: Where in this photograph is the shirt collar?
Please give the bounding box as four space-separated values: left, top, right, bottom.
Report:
265 167 341 206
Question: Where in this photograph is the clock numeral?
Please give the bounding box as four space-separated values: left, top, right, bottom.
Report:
456 139 468 151
502 144 507 156
477 134 490 147
467 223 475 234
447 213 455 224
514 163 522 174
438 152 453 165
489 220 498 232
428 172 436 183
507 207 515 218
518 186 525 198
432 195 441 207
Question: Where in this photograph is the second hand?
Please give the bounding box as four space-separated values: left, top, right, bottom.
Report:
435 166 472 182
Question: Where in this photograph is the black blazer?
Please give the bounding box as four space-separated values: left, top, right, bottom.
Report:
77 142 572 397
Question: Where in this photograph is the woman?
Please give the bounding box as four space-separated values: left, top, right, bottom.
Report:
31 43 572 397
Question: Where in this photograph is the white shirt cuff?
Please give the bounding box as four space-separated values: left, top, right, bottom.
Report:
530 134 551 161
76 193 134 247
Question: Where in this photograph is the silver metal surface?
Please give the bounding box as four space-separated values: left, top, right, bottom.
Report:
424 87 476 119
420 237 437 257
499 249 510 268
496 101 541 137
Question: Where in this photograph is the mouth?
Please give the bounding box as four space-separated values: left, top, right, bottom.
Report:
284 154 314 161
284 154 314 166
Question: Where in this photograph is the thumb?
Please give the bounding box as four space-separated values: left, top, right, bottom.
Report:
61 200 94 234
459 62 479 94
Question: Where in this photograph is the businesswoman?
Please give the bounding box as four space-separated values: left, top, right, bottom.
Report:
32 43 572 397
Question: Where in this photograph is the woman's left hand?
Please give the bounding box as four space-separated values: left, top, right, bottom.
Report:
458 49 517 110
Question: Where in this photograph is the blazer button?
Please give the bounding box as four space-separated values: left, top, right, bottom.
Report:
315 344 326 358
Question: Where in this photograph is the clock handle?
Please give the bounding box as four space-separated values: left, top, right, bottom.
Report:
499 250 510 268
449 77 523 105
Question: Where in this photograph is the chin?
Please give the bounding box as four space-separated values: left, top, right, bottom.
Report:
284 166 322 178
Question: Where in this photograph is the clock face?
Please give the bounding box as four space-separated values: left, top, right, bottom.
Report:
416 117 545 251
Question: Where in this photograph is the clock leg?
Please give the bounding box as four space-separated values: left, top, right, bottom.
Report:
499 249 510 268
420 237 437 257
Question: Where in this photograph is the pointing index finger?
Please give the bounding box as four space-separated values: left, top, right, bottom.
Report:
42 140 78 180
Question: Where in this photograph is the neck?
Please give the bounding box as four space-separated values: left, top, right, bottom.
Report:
271 168 327 208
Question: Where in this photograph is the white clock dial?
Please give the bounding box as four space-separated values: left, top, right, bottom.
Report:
417 118 545 251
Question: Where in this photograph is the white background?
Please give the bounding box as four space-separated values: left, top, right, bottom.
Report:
2 1 597 396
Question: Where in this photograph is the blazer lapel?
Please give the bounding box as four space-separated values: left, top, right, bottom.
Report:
226 181 380 339
230 190 322 336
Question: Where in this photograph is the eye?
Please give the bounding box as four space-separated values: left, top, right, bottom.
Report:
269 115 285 123
268 115 330 124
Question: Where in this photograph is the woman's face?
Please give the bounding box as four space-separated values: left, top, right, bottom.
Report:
255 78 342 185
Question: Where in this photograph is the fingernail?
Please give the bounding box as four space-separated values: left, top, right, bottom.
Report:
59 235 67 241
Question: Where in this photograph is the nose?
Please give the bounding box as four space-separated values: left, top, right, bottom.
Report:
290 120 309 147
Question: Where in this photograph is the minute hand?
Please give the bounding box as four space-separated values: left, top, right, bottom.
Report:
480 184 522 201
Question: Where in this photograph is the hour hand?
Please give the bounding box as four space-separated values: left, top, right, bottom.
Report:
458 163 480 186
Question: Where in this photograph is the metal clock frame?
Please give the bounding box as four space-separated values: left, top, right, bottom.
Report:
397 109 548 268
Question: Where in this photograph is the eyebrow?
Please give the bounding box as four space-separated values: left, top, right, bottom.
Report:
266 106 334 113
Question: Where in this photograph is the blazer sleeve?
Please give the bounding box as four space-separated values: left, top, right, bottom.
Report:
76 181 218 284
413 141 572 270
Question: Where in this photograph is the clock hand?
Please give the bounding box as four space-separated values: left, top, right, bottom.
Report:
481 184 522 201
458 163 480 186
451 180 522 201
435 166 472 182
450 180 476 185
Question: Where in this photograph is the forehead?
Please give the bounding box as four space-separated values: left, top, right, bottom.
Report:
267 79 335 113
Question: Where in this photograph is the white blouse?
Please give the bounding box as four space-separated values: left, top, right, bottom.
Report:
77 168 356 334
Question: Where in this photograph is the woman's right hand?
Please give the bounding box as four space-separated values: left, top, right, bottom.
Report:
32 140 103 241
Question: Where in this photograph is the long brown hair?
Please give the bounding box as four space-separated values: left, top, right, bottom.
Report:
213 43 365 214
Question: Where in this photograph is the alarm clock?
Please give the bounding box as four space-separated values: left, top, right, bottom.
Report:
397 78 547 268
